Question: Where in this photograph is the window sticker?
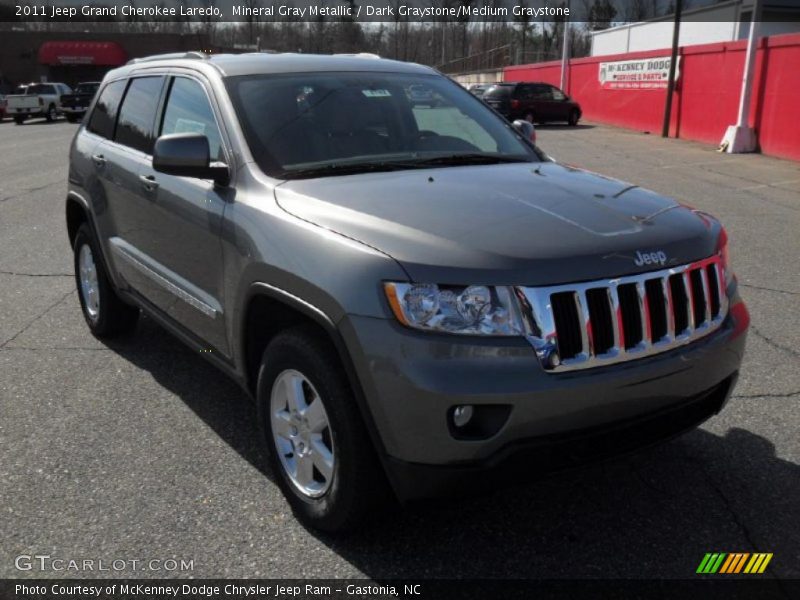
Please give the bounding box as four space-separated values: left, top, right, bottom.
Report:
362 89 391 98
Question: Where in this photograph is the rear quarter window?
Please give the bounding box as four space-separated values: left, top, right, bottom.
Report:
482 85 513 99
87 79 127 139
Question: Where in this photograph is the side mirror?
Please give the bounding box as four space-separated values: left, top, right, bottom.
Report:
512 119 537 145
153 133 229 185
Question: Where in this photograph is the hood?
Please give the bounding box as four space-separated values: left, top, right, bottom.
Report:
274 162 720 285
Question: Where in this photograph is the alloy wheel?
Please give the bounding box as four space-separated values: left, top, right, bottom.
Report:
78 243 100 322
270 369 335 498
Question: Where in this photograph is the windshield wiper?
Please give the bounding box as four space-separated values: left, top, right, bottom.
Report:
405 153 533 167
279 161 422 179
279 153 532 180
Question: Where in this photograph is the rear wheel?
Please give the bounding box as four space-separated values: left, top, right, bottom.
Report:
45 104 57 122
66 114 79 123
257 327 388 532
73 223 139 338
14 115 25 125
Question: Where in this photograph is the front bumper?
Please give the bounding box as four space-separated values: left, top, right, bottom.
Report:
339 293 748 499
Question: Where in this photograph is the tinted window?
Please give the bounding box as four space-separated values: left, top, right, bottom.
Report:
87 79 127 139
551 86 566 101
516 84 536 100
531 85 551 100
482 84 513 99
115 76 164 154
160 77 224 161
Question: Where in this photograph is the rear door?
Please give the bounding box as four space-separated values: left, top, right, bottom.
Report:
95 76 172 313
530 84 557 121
83 77 129 246
135 74 230 355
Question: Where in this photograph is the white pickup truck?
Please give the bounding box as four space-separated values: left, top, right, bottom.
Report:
6 82 72 124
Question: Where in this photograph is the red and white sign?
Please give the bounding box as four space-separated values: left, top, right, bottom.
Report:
598 56 681 90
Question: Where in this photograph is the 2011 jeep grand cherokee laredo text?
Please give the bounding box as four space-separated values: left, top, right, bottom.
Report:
66 52 749 532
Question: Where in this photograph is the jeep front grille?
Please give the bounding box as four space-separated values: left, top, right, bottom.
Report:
516 255 727 372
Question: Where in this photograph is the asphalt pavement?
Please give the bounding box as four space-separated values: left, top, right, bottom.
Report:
1 117 798 580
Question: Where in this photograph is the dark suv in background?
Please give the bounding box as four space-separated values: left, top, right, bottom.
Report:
483 82 582 126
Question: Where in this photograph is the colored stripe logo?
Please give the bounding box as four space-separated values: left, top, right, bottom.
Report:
697 552 773 574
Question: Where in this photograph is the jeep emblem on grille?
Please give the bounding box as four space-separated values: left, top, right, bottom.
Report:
634 250 668 266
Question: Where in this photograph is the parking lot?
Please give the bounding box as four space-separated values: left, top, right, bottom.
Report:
1 118 798 580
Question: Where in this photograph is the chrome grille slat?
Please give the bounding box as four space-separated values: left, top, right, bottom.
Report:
517 255 727 373
661 276 675 341
636 280 651 349
682 271 695 334
575 291 593 358
699 267 711 324
609 284 624 356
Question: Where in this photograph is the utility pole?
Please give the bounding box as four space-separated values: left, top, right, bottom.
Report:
720 0 763 153
661 0 682 137
560 0 571 92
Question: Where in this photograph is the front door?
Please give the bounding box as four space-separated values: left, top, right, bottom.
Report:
135 75 231 356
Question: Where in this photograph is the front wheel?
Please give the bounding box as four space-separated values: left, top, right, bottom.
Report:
73 223 139 337
568 109 580 126
14 115 25 125
45 104 57 122
257 327 388 532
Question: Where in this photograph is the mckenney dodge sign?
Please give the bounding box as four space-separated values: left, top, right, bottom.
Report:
599 56 681 90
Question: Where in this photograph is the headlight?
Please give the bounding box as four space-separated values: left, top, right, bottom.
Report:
384 282 525 336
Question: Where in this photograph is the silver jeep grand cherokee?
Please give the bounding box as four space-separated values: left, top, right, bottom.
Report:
67 52 749 532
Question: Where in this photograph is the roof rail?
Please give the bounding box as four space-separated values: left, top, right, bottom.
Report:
334 53 381 59
127 51 207 65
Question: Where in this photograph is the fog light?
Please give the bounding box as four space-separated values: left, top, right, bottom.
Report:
452 405 474 428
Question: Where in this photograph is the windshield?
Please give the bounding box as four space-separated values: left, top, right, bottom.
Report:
225 72 539 179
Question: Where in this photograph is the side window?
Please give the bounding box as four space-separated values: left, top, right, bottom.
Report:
160 77 224 161
115 76 164 154
87 79 127 139
531 85 551 100
550 86 566 101
516 85 533 100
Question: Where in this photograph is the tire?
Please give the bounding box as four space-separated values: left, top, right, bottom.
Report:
45 104 57 122
73 223 139 338
257 326 388 532
14 115 25 125
66 114 78 123
568 109 580 126
524 112 535 124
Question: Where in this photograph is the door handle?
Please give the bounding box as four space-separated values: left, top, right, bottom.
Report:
91 154 106 166
139 174 159 192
